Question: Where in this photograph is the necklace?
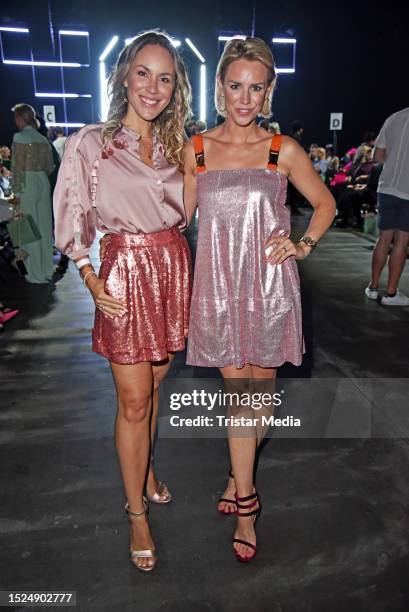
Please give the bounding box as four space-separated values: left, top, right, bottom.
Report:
139 136 153 160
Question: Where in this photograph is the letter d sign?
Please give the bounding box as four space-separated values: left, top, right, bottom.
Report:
330 113 343 131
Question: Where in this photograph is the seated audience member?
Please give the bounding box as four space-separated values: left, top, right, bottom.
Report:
330 147 358 201
314 147 328 180
352 131 377 170
309 143 319 164
0 146 11 171
0 165 12 197
335 163 382 228
325 144 340 182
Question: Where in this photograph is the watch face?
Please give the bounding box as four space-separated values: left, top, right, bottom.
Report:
303 236 317 247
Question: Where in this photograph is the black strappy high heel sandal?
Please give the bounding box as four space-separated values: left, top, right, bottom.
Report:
233 491 261 562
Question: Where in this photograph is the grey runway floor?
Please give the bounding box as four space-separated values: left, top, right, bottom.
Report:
1 217 409 612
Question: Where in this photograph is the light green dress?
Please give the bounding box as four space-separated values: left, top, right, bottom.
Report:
11 126 55 283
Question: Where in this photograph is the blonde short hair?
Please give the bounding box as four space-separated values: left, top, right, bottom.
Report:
215 37 277 118
317 147 326 159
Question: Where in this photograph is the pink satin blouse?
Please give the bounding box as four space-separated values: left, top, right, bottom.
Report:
53 123 186 259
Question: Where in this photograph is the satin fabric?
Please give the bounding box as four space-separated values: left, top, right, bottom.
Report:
53 124 186 260
187 168 304 369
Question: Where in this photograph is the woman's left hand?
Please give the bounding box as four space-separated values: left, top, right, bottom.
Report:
265 234 310 264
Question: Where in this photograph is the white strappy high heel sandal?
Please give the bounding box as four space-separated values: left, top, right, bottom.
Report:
125 497 157 572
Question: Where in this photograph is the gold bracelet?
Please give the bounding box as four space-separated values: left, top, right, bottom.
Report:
83 270 97 289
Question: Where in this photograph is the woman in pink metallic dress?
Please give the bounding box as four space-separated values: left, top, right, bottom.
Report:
54 31 192 572
184 38 336 562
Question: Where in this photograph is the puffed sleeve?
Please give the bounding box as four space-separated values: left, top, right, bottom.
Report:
53 131 96 259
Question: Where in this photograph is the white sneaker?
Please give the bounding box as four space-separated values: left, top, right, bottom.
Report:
381 290 409 306
365 285 378 300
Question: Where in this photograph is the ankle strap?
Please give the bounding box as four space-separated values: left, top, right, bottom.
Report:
125 497 148 516
235 491 257 503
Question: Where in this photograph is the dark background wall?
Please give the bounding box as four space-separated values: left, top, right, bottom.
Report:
1 0 408 153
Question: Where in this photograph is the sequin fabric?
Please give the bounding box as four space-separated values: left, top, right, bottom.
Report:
92 228 192 364
186 168 304 369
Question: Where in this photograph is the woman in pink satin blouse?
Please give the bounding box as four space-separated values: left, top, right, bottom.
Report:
54 31 192 572
184 37 336 563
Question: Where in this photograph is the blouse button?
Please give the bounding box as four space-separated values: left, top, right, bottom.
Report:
156 179 162 185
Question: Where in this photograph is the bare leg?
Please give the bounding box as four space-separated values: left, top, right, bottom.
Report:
146 353 175 499
370 229 394 289
386 230 409 294
250 364 278 444
220 364 276 559
111 361 155 570
218 365 277 515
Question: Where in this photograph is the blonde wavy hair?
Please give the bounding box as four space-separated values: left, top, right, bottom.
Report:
102 30 192 169
215 37 277 119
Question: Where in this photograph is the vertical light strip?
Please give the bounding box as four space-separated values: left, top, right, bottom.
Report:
200 64 206 123
99 61 109 121
98 36 119 120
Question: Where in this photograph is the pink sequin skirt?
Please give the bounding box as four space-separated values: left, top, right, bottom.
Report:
92 228 192 364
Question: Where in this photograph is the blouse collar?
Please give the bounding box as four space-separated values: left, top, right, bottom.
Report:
120 123 159 146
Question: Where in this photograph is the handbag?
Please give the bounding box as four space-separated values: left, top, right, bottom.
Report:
7 213 42 247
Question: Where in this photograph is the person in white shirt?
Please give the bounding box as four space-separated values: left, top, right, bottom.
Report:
365 107 409 306
52 127 67 161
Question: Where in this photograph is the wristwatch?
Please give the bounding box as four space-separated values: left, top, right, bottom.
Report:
298 235 318 249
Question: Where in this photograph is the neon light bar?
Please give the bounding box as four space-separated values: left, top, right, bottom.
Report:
200 64 206 122
99 35 119 62
35 93 92 98
218 35 246 41
3 59 86 67
276 68 295 73
185 38 205 63
272 38 296 43
46 122 85 127
125 37 181 47
99 61 109 121
0 27 29 33
59 30 89 36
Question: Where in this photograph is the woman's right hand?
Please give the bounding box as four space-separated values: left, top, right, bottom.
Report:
86 275 127 319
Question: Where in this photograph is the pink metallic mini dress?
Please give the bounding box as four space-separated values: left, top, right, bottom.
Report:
186 133 304 369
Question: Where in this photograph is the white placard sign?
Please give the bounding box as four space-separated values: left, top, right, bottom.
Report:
330 113 343 130
43 105 56 124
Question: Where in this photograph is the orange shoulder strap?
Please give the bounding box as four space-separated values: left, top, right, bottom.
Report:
191 134 206 173
267 134 282 171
